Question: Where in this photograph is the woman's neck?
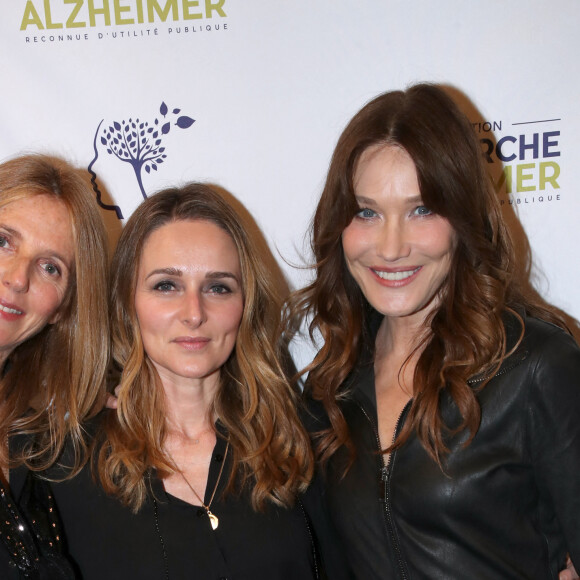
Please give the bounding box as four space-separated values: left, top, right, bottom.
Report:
376 314 428 361
161 375 219 441
160 376 220 506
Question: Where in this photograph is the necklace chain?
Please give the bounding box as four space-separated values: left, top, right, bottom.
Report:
170 439 229 530
152 439 321 580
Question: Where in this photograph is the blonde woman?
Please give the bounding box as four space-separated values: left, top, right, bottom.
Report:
48 184 319 579
0 154 109 578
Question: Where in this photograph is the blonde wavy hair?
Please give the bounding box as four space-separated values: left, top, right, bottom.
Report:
0 154 110 473
98 183 313 512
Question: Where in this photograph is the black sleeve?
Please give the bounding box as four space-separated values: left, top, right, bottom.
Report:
527 326 580 568
300 396 355 580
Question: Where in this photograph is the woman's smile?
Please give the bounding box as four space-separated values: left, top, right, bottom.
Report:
370 266 422 284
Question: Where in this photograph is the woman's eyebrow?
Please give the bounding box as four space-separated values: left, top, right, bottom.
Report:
353 195 378 206
144 267 182 280
206 271 239 282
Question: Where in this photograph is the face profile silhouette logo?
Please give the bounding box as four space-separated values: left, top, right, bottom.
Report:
88 101 195 219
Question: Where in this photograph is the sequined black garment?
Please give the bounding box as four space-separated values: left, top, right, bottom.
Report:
0 473 76 579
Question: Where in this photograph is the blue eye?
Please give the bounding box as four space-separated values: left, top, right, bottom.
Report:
208 284 231 295
413 206 433 217
41 262 61 276
355 208 377 219
0 235 9 248
153 280 176 292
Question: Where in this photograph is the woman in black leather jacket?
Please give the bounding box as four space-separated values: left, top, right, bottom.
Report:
290 83 580 578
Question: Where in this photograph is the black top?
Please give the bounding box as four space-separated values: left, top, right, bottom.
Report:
1 449 75 580
0 475 27 580
314 313 580 578
48 429 319 580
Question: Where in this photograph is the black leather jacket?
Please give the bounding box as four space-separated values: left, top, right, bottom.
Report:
312 312 580 579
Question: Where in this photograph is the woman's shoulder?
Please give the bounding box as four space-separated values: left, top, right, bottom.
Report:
519 313 580 359
502 308 578 357
510 313 580 403
44 410 110 479
474 311 580 399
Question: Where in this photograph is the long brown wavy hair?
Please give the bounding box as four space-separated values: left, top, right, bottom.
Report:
0 154 110 473
98 183 313 512
287 83 568 465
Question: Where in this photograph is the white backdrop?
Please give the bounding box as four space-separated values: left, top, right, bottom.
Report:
2 1 579 362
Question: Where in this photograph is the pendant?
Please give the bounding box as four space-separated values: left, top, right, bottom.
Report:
207 510 219 530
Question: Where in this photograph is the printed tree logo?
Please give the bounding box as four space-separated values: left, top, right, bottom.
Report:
88 101 195 219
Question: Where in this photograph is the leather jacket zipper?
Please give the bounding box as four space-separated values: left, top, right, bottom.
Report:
357 401 412 580
297 497 320 580
467 350 528 385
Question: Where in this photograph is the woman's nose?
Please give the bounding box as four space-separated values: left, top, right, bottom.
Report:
181 292 206 328
2 258 30 293
376 220 411 262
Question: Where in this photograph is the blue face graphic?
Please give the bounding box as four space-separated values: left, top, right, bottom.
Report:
88 101 196 220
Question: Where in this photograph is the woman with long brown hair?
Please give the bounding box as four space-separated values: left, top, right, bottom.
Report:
290 84 580 578
48 184 320 579
0 154 110 578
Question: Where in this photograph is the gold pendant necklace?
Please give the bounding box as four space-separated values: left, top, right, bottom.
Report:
171 440 229 531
